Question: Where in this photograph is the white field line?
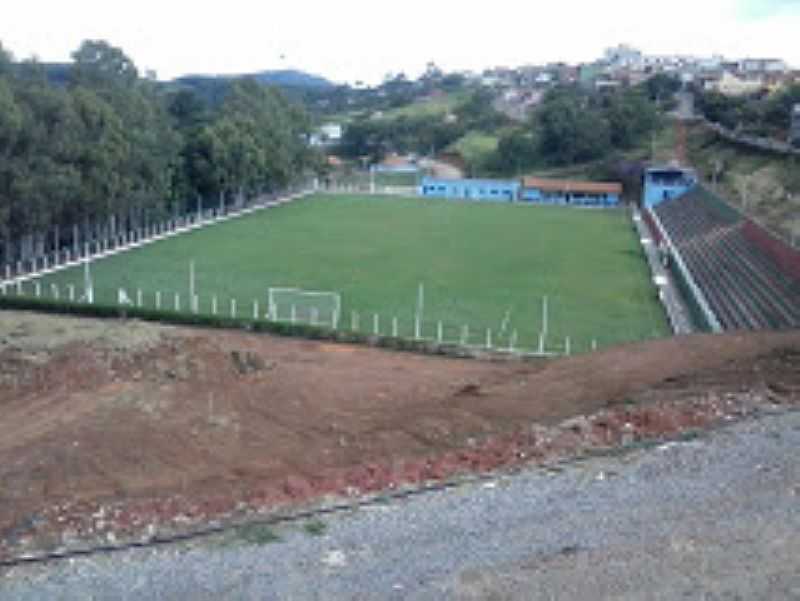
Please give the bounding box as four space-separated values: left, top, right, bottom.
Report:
1 191 310 287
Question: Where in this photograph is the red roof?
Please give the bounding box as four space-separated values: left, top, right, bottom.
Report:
522 176 622 195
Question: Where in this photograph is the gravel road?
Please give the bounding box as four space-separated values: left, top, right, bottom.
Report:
2 409 799 600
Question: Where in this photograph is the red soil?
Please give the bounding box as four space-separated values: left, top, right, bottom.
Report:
0 311 798 558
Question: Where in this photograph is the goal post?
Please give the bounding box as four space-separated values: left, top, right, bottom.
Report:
267 287 341 328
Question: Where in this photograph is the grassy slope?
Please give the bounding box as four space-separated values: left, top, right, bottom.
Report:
380 92 466 120
446 132 499 171
36 195 669 351
685 122 800 242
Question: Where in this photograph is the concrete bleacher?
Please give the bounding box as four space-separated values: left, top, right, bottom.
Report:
653 186 800 331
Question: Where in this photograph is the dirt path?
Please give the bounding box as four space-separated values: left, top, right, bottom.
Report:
0 311 798 560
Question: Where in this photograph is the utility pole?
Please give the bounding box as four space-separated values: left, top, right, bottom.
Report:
711 158 722 192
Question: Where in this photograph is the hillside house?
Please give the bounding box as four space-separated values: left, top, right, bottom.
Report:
310 122 343 147
705 71 765 96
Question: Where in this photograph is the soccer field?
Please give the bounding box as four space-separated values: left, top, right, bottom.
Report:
34 194 670 352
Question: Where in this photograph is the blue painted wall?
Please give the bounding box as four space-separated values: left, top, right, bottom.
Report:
643 168 696 208
419 177 621 207
520 188 619 206
420 177 519 202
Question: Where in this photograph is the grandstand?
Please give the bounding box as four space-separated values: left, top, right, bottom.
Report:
649 185 800 331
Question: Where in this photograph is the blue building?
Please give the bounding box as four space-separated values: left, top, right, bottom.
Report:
520 177 622 206
419 177 520 202
642 166 696 209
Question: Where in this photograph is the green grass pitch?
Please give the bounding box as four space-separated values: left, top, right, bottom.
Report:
34 194 670 352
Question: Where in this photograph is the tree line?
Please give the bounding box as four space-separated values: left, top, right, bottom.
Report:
489 80 667 176
336 76 669 179
0 40 318 263
694 83 800 139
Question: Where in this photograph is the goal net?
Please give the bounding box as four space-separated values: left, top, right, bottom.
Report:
267 287 341 328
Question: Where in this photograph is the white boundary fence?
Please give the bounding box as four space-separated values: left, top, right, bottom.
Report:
0 275 618 359
632 208 694 335
0 187 314 287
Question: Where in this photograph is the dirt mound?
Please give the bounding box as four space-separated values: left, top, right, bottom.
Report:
1 311 798 559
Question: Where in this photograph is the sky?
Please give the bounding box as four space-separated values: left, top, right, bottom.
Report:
2 0 799 84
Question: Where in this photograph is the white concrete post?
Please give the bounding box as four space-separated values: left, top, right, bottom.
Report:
565 336 571 356
189 260 195 305
460 325 469 346
415 282 424 340
174 293 180 312
591 339 597 351
486 328 492 349
509 330 518 352
35 281 41 297
392 316 399 337
351 311 359 331
211 295 217 315
155 291 161 310
16 261 22 278
68 284 75 302
437 321 443 343
84 242 90 259
291 304 297 324
542 296 549 338
51 283 59 300
16 280 22 295
136 289 143 308
230 298 237 318
373 313 379 335
538 333 545 355
253 300 259 320
43 255 48 271
193 295 199 314
5 264 10 280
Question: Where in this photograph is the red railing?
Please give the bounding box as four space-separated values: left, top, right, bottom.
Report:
642 209 664 244
741 220 800 283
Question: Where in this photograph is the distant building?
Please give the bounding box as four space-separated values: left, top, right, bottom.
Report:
310 122 343 147
704 71 764 96
520 177 622 206
791 104 800 146
604 44 643 70
738 58 788 74
642 166 696 209
419 177 519 202
374 153 419 174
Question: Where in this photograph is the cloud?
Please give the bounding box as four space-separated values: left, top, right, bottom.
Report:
1 0 798 82
738 0 800 19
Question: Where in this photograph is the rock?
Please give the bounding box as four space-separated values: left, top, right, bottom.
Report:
230 350 272 375
560 415 592 435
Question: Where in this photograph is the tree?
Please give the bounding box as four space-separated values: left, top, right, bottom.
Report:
643 73 681 104
71 40 138 88
537 90 611 165
491 130 540 175
605 90 658 149
0 42 12 76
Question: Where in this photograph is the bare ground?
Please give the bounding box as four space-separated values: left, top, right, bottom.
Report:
0 310 798 560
